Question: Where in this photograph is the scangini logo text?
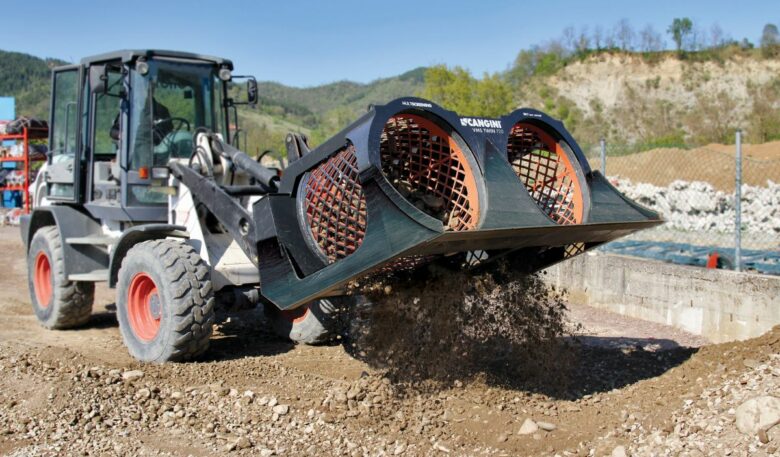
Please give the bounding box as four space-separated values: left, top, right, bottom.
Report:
460 118 502 129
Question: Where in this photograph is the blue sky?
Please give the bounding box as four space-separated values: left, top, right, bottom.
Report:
4 0 777 87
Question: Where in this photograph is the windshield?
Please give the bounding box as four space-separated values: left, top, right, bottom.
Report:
129 59 220 170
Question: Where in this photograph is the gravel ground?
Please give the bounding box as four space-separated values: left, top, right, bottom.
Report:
0 227 777 456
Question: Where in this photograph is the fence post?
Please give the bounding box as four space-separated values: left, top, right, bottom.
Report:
735 130 742 272
599 137 606 176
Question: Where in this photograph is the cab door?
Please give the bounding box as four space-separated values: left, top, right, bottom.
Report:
46 65 83 202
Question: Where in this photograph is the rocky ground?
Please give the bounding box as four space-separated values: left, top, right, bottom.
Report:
0 226 778 456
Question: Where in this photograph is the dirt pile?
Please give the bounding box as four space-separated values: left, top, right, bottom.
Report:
621 326 780 456
0 342 432 457
606 142 780 192
572 325 780 456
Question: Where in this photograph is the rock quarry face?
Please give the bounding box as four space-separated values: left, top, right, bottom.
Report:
611 177 780 235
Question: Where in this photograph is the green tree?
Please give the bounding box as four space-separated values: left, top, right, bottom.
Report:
668 17 693 52
760 23 780 57
419 65 514 117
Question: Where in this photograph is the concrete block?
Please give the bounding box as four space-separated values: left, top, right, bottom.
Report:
544 252 780 343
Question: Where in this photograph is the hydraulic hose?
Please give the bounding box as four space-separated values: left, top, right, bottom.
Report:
218 141 280 190
193 128 280 190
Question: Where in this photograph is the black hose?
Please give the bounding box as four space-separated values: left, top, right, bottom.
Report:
211 138 280 190
186 128 279 190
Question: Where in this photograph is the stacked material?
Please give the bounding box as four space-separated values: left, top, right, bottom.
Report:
611 177 780 235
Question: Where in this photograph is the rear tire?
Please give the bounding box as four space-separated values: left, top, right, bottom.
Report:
116 239 215 362
27 226 94 329
266 298 347 345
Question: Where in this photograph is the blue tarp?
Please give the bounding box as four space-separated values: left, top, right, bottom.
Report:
600 240 780 276
0 97 14 121
0 97 15 146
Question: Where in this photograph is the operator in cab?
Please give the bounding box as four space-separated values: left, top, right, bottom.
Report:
109 98 174 145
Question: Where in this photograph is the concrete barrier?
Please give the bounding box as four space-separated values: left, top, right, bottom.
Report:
543 252 780 343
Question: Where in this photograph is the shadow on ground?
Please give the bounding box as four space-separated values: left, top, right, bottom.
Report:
79 303 296 361
202 308 295 361
84 306 120 330
344 325 697 400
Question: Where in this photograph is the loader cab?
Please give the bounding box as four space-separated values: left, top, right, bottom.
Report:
45 50 257 223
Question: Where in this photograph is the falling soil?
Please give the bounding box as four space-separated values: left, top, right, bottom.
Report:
343 262 579 393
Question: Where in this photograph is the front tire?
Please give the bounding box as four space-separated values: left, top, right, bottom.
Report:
266 298 347 345
27 226 94 329
116 239 215 362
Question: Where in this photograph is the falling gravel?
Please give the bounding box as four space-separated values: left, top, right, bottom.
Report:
344 261 578 391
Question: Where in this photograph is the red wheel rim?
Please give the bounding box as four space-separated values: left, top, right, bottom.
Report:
127 273 161 342
33 251 52 308
280 303 310 324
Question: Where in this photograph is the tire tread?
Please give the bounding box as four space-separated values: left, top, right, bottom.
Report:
118 239 214 362
31 226 95 329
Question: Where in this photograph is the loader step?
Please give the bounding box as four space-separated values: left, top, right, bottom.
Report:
66 236 118 246
68 269 109 282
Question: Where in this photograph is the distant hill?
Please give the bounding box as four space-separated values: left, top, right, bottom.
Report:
249 66 426 149
511 50 780 149
0 49 425 154
0 50 67 118
255 66 425 123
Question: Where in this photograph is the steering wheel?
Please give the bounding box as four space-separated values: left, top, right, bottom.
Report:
153 117 191 145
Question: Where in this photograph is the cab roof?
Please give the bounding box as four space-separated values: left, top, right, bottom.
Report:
79 49 233 70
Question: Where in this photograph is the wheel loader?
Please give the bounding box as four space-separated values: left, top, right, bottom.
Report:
21 49 662 362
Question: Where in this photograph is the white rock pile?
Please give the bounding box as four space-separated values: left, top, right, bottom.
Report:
611 177 780 235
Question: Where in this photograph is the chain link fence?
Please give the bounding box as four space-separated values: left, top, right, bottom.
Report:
583 133 780 275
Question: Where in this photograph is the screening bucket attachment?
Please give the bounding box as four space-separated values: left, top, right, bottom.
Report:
250 98 662 309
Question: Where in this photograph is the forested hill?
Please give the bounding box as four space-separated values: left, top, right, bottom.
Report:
0 50 67 119
0 49 425 152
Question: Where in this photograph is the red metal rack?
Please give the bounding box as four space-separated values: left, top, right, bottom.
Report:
0 127 48 213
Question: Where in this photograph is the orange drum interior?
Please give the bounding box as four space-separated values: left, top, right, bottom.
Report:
507 122 585 225
380 114 480 231
303 145 367 263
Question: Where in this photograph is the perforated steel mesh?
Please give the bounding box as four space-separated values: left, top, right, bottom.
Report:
507 123 584 225
380 114 479 231
303 145 367 263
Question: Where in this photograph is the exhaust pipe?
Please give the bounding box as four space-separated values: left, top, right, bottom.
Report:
251 98 662 310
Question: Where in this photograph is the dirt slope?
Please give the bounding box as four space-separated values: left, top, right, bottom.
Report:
607 141 780 191
549 54 780 119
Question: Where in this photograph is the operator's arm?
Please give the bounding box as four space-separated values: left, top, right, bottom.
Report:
152 99 173 145
110 113 120 141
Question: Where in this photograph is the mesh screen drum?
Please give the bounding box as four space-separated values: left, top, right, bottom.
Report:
302 145 367 263
380 114 480 231
507 123 585 225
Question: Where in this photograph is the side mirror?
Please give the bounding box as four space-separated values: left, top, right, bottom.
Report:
89 65 108 95
247 77 258 106
229 75 259 107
